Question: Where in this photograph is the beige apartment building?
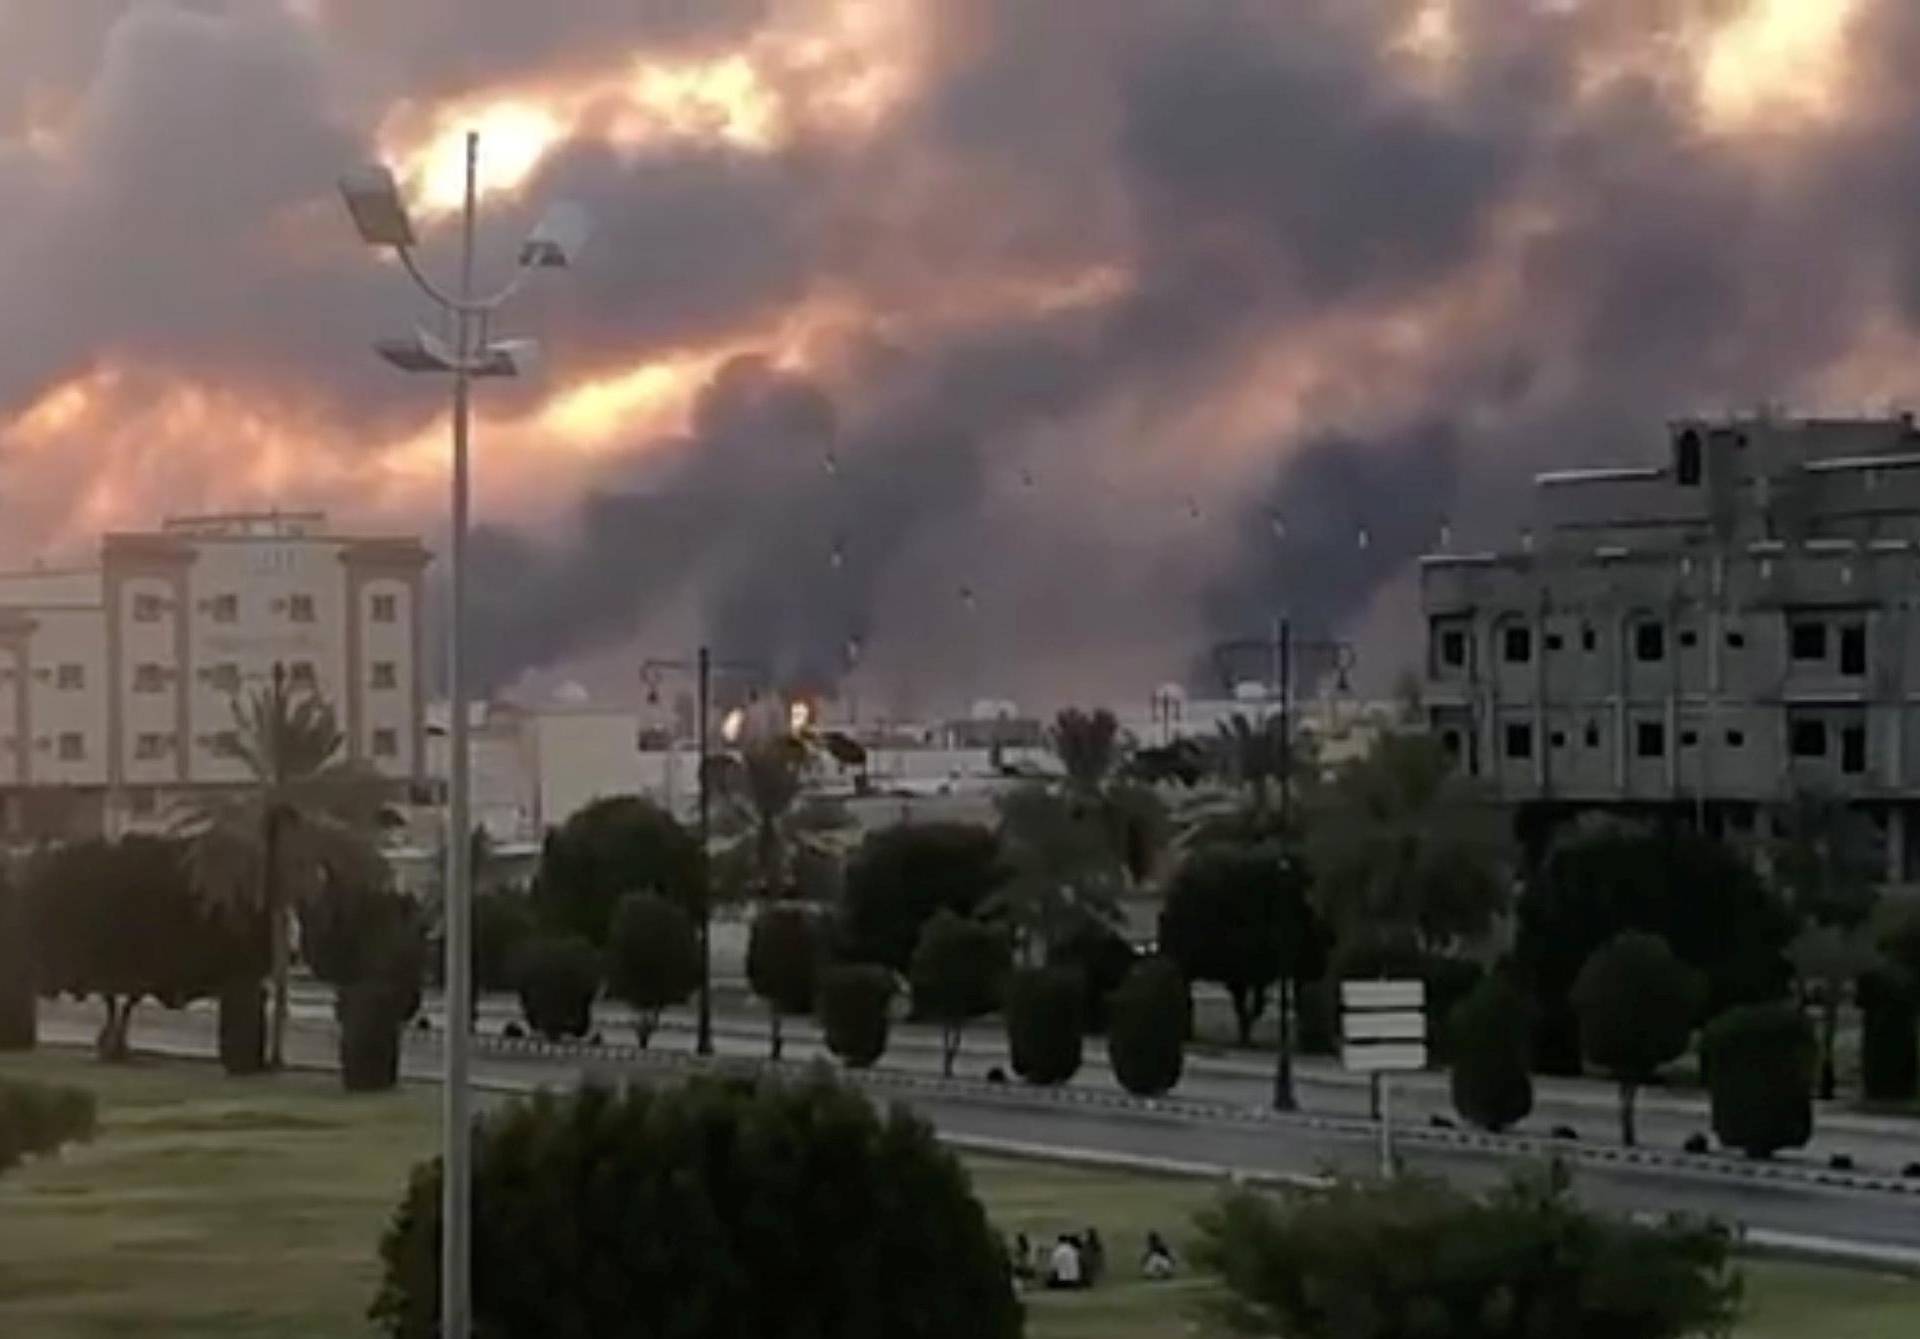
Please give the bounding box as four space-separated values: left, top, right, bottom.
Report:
1421 415 1920 878
0 511 428 839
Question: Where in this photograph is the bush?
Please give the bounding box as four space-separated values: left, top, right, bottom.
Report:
1701 1002 1814 1158
1045 922 1137 1034
818 964 895 1068
909 911 1009 1077
837 822 1005 971
513 935 600 1041
473 890 540 994
747 906 822 1060
0 1079 97 1178
218 979 267 1076
1859 967 1918 1102
370 1075 1021 1339
339 982 407 1091
0 874 34 1051
1005 966 1083 1085
530 796 703 943
1107 956 1188 1097
1447 974 1534 1133
1194 1164 1740 1339
605 893 700 1048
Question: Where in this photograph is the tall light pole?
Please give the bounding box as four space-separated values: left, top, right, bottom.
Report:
341 136 585 1339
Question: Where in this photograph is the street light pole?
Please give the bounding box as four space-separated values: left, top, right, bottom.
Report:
341 135 586 1339
696 645 713 1056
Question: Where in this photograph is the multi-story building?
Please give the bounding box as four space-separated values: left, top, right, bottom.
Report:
0 511 428 839
1420 414 1920 877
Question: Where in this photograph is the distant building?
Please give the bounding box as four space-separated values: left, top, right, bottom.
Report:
0 510 428 839
1420 414 1920 877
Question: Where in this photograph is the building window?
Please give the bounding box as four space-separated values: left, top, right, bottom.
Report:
287 594 316 624
132 592 165 622
57 732 84 761
204 662 240 694
1635 721 1665 758
209 730 240 757
1680 730 1699 747
372 728 399 758
1791 620 1827 662
1440 730 1462 758
1581 625 1597 652
134 733 169 761
1791 719 1827 758
1675 429 1703 486
1634 622 1665 663
1545 633 1564 652
210 593 238 623
1726 629 1746 650
56 664 84 690
370 593 398 624
1726 729 1746 748
127 787 157 817
1679 629 1698 649
1584 723 1600 748
289 661 316 688
1504 723 1533 760
1840 623 1867 676
370 661 398 691
132 663 167 693
1550 730 1567 748
1502 625 1532 665
1842 725 1867 775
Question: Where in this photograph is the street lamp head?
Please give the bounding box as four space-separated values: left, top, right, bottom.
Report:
339 165 416 248
475 338 539 379
374 333 456 374
519 200 590 269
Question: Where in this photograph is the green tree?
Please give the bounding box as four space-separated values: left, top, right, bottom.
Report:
1045 920 1137 1034
992 783 1125 962
28 836 253 1061
909 911 1008 1077
1305 732 1509 951
1051 706 1122 794
1858 967 1918 1102
371 1075 1021 1339
1005 966 1083 1085
1787 922 1882 1101
531 795 702 943
299 879 425 1092
1571 933 1705 1147
0 870 34 1051
1703 1002 1814 1159
818 964 895 1068
1158 842 1324 1106
1193 1164 1740 1339
1448 973 1534 1133
513 934 600 1041
1519 820 1793 1075
1770 789 1881 929
605 893 700 1048
1107 956 1189 1097
1211 711 1288 820
746 905 821 1059
179 668 389 1070
708 736 846 901
837 822 1004 971
472 890 539 994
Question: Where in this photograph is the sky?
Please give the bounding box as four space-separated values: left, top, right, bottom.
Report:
3 0 1918 712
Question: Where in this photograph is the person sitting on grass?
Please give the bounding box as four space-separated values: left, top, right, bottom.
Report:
1080 1227 1106 1285
1045 1234 1084 1290
1141 1229 1177 1280
1010 1233 1036 1286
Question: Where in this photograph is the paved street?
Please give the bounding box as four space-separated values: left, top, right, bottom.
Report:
40 1000 1920 1253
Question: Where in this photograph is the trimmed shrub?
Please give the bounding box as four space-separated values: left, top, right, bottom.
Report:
1194 1164 1740 1339
218 979 267 1076
605 893 700 1048
513 935 600 1041
370 1075 1021 1339
818 964 895 1068
1702 1001 1814 1158
1005 966 1083 1085
1447 974 1534 1133
1858 967 1918 1103
909 911 1008 1077
0 1079 96 1177
1045 922 1137 1034
746 906 822 1060
1107 956 1188 1097
339 982 406 1092
1571 932 1704 1146
0 875 34 1051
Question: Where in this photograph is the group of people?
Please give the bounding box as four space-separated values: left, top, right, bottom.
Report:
1007 1228 1177 1289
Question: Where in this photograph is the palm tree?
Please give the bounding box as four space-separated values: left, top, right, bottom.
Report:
1304 731 1510 952
1050 708 1121 795
708 734 846 901
178 666 388 1069
1211 711 1288 821
991 784 1124 964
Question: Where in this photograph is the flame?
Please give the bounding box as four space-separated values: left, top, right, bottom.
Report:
1696 0 1863 134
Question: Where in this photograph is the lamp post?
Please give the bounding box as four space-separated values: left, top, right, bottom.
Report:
341 136 585 1339
641 650 765 1056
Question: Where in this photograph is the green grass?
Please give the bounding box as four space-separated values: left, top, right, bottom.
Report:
1 1050 1916 1338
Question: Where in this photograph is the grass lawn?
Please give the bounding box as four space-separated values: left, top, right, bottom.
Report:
2 1051 1917 1338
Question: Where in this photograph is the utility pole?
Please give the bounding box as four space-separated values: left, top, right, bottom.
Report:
1273 614 1296 1111
696 645 713 1056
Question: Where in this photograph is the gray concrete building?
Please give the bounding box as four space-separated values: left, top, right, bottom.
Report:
1420 415 1920 877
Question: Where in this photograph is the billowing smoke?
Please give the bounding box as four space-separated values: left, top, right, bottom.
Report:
9 2 1920 709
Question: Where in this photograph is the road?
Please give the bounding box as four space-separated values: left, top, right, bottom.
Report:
284 984 1920 1178
41 1001 1920 1255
